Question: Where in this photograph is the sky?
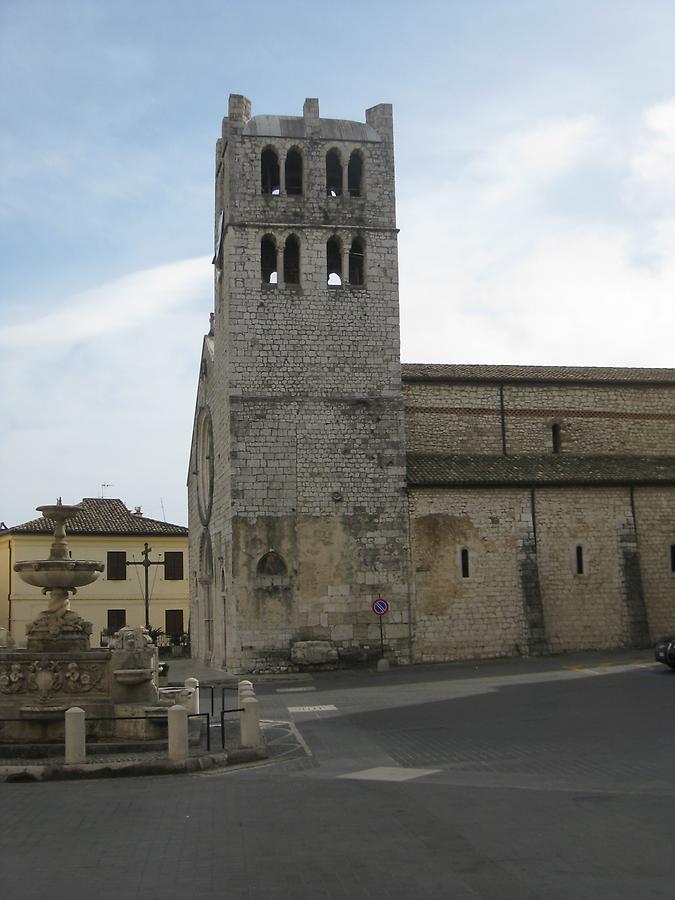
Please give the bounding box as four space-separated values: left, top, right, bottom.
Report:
2 0 675 528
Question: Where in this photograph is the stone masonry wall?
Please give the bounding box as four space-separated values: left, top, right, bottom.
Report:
409 484 658 662
405 381 675 455
632 487 675 639
206 97 410 672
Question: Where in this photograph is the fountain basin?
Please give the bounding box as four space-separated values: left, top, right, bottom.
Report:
113 668 154 686
14 560 103 591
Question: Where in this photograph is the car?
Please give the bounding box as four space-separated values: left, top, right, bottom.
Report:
655 637 675 668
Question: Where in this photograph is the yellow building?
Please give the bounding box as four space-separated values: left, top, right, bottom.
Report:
0 498 189 648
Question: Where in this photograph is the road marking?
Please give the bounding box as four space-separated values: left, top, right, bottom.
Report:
567 662 655 676
287 705 337 713
276 686 317 693
339 766 441 782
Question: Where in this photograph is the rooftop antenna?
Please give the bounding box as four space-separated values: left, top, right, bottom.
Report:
101 483 113 498
160 498 167 522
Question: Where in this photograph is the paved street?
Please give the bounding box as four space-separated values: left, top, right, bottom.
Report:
2 651 675 899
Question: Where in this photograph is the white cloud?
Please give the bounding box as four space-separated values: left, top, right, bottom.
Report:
1 257 213 527
399 110 675 368
0 256 212 349
631 99 675 183
468 116 597 202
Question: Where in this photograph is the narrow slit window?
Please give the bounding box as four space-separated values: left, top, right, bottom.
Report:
670 545 675 573
552 423 561 453
461 548 470 578
326 149 342 197
285 148 303 195
348 150 363 197
576 545 584 575
261 147 280 195
261 235 277 284
349 237 365 285
327 236 342 285
284 235 300 285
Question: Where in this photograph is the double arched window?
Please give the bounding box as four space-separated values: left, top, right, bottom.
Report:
326 235 366 286
260 145 365 199
261 234 301 286
326 148 365 197
261 147 303 195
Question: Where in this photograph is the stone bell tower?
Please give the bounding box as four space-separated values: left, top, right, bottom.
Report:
188 95 410 672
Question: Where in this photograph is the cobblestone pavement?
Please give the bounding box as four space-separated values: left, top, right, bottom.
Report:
2 651 675 899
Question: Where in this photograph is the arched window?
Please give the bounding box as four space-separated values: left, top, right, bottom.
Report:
326 149 342 197
461 548 470 578
285 148 303 195
261 234 278 284
349 237 365 286
552 423 561 453
256 550 287 576
284 234 300 285
327 236 342 285
348 150 363 197
261 147 280 195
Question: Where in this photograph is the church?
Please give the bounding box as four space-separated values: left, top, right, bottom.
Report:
188 94 675 673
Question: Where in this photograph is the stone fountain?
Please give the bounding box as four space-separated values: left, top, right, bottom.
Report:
0 501 173 745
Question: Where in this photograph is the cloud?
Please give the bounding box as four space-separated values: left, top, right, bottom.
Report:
467 116 597 204
631 99 675 183
0 256 213 527
399 109 675 368
0 256 212 349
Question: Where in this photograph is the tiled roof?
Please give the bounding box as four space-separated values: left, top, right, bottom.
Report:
407 454 675 487
402 364 675 385
2 498 188 537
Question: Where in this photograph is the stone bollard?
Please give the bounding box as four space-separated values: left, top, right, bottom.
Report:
65 707 86 765
238 679 254 706
168 704 188 762
240 696 262 750
184 677 200 715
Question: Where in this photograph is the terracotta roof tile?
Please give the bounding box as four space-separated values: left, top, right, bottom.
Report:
2 498 188 537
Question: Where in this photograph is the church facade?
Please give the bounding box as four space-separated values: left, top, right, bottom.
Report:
188 95 675 673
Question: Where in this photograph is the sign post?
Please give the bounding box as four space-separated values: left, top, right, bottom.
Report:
371 596 390 661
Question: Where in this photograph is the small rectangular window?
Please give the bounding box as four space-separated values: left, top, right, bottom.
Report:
107 608 126 631
107 551 127 580
165 609 184 636
164 551 184 581
576 545 584 575
670 545 675 573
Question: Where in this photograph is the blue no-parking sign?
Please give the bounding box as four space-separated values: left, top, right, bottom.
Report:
372 597 390 616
